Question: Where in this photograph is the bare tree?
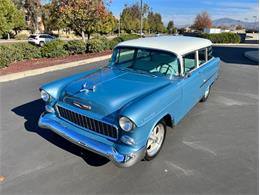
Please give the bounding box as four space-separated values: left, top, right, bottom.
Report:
192 11 212 31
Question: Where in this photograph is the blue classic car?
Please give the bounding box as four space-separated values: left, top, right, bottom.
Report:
38 36 220 167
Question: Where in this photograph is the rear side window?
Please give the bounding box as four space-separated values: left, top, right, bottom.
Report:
208 46 213 60
40 35 48 38
198 48 206 65
29 35 37 39
183 52 196 73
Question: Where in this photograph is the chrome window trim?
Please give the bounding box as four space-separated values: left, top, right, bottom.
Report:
181 51 197 75
180 45 214 76
113 46 182 78
198 48 207 66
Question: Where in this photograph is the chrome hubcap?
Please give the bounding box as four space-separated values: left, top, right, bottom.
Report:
204 87 210 97
146 123 165 157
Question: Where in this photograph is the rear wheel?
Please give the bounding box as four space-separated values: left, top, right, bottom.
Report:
201 85 211 102
39 41 45 47
144 121 166 161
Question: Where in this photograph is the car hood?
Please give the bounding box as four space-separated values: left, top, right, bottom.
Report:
61 67 170 117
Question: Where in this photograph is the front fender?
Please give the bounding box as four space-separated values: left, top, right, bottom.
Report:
40 68 98 99
120 80 182 127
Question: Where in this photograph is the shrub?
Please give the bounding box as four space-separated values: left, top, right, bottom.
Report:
200 32 240 43
16 43 42 59
99 36 111 50
0 45 15 68
110 34 140 49
120 34 140 41
65 40 86 55
0 43 41 68
15 33 29 40
86 38 108 53
41 40 68 58
110 37 123 49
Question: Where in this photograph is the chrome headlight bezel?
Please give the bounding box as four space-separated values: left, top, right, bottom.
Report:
119 116 136 132
40 90 50 102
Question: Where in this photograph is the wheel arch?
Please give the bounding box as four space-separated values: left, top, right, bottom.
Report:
162 114 174 128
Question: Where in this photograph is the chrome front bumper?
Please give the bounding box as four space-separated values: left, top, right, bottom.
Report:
38 112 146 167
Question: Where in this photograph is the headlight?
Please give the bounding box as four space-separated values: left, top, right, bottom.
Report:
119 116 135 132
40 90 50 102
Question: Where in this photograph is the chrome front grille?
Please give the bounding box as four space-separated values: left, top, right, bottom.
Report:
56 105 118 139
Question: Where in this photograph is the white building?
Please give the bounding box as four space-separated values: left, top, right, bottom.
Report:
203 28 230 34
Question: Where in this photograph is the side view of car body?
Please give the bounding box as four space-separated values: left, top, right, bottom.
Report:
38 36 220 167
28 34 55 47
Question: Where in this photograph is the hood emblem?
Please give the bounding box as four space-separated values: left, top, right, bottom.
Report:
80 82 96 93
73 101 92 110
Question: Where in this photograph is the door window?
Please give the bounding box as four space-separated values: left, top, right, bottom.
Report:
183 52 196 73
207 46 213 60
198 48 207 65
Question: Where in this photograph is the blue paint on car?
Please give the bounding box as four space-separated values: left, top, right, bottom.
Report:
38 36 220 167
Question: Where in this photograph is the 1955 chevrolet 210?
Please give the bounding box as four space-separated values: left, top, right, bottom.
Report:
38 36 220 167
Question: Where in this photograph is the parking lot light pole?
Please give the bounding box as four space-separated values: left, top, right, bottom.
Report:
119 13 121 37
140 0 143 36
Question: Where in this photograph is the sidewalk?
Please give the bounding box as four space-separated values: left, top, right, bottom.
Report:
0 54 111 82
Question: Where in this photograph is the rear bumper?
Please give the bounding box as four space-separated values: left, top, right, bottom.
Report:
38 112 146 167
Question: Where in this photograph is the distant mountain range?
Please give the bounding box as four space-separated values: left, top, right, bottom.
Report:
212 18 259 29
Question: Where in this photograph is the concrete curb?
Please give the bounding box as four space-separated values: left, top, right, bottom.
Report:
244 51 259 63
0 54 111 82
213 43 259 46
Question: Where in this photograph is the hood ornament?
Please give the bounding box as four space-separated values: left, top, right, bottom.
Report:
80 82 96 93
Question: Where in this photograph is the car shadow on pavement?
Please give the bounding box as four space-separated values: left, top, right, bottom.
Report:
213 46 259 66
12 99 110 167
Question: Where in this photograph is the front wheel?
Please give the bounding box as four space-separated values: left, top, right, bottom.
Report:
201 85 211 102
144 121 166 161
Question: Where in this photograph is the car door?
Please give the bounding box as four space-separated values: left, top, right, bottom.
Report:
47 35 54 42
198 47 219 92
179 51 203 116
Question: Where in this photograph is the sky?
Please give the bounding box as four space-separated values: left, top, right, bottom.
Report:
107 0 259 26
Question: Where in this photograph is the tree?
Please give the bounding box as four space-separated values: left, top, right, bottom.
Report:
58 0 110 41
0 0 26 38
121 3 149 33
98 12 117 34
167 20 174 34
24 0 42 33
236 25 243 30
13 8 27 34
147 11 165 33
43 0 67 33
192 11 212 31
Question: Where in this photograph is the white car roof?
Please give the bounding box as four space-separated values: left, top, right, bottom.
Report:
116 36 212 56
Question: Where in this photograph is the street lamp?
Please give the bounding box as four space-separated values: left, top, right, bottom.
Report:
119 13 121 37
140 0 143 36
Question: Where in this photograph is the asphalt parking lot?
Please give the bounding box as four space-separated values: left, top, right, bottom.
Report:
0 45 259 194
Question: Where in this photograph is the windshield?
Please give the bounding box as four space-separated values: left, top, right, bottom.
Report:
111 47 180 77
